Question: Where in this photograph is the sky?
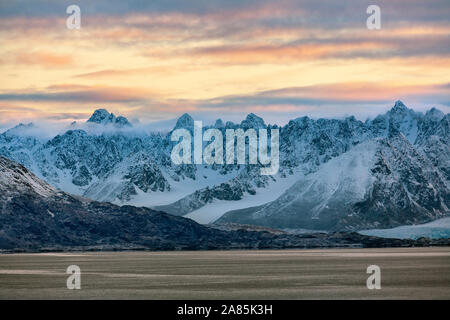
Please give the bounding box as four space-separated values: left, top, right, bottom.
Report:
0 0 449 129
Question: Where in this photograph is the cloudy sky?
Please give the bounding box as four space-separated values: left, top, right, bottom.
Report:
0 0 449 128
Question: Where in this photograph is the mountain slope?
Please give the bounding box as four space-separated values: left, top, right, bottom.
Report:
1 156 227 250
217 130 449 230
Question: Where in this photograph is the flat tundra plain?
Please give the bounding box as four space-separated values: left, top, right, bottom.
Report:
0 247 449 299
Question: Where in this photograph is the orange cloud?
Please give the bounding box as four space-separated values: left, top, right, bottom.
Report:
15 51 73 67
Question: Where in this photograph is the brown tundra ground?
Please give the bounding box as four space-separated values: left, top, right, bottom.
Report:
0 247 449 299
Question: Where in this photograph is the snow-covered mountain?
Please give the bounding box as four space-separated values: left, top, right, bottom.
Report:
217 129 449 230
0 101 448 231
0 156 56 201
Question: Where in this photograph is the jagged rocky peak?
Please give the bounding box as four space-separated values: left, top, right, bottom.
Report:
214 118 225 128
4 122 36 136
87 108 132 127
88 108 114 123
389 100 422 118
387 100 416 118
389 101 411 116
174 113 194 129
391 100 408 112
425 107 444 121
371 100 421 143
370 101 413 123
241 113 266 129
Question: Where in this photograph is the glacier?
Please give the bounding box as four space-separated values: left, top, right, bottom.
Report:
359 217 450 239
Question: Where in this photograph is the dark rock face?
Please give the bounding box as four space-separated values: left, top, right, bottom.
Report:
1 191 222 250
72 165 92 186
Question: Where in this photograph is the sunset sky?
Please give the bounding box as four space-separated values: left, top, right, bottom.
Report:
0 0 449 128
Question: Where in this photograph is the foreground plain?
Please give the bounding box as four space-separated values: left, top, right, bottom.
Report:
0 247 449 299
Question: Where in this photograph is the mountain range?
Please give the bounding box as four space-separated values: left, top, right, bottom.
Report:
7 155 438 252
0 101 448 232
